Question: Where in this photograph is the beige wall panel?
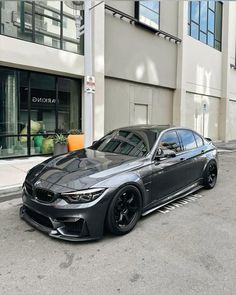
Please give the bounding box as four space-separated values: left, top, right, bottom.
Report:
185 92 220 140
105 79 130 133
229 70 236 101
105 14 177 89
159 1 178 36
0 36 84 77
105 78 173 133
228 101 236 141
229 4 236 100
107 1 134 16
152 88 173 125
184 36 222 98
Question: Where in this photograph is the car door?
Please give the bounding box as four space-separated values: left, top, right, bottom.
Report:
151 130 189 202
177 129 208 184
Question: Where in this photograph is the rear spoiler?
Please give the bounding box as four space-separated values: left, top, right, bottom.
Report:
205 137 212 142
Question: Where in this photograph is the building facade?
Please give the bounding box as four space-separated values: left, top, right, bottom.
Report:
104 1 236 143
0 1 235 159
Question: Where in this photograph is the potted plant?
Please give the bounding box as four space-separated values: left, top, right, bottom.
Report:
67 129 84 152
53 134 68 156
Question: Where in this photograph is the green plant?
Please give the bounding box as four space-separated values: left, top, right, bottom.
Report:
54 134 67 145
68 129 83 135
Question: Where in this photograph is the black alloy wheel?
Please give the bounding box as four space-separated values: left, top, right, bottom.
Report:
106 185 142 235
204 162 218 189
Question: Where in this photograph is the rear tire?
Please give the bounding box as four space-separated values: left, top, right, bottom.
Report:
106 185 142 235
203 161 218 189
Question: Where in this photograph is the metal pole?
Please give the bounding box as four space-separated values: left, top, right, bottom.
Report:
84 0 93 147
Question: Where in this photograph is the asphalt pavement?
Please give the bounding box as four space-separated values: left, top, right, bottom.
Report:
0 152 236 295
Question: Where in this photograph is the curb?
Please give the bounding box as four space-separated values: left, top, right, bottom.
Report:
0 185 22 199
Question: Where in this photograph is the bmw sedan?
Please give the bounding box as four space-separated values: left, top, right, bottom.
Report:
20 125 218 241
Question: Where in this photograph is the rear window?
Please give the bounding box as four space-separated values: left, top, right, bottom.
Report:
194 133 204 147
178 130 197 151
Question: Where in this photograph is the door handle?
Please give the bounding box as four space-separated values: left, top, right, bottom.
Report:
201 150 205 154
180 157 185 161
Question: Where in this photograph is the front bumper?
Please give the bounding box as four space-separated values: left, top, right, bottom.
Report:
20 189 112 241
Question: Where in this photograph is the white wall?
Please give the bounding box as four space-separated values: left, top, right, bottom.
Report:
0 35 84 77
184 92 220 140
229 3 236 101
184 36 222 98
228 100 236 140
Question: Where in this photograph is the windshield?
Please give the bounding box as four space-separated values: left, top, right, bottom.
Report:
90 128 161 157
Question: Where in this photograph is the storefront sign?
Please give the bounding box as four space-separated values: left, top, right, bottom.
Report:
32 97 56 104
85 76 95 94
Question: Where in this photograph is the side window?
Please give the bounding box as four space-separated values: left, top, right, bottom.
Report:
194 133 204 147
178 130 197 151
159 131 182 153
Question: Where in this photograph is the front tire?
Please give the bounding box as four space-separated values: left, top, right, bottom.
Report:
106 185 142 235
203 161 218 189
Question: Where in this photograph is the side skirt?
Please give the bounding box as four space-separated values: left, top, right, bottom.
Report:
141 184 204 217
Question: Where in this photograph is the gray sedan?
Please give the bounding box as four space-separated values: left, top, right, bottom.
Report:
20 125 218 241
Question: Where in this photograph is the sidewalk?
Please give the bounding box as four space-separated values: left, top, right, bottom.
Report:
0 140 236 198
0 156 49 198
214 140 236 151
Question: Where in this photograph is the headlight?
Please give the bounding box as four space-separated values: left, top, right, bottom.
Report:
61 188 106 203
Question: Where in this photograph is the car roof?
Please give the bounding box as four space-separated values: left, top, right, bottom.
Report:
115 125 205 139
118 125 202 134
118 124 173 132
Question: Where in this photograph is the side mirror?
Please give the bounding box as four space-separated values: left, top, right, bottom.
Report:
92 140 98 145
155 148 176 161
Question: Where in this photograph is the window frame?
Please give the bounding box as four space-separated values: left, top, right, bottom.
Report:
188 1 223 51
177 129 198 152
135 1 160 31
0 1 82 54
0 64 82 159
156 130 183 157
193 132 204 148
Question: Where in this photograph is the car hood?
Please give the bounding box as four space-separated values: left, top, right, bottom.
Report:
26 148 142 191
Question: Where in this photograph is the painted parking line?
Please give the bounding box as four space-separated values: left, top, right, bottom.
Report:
157 193 203 214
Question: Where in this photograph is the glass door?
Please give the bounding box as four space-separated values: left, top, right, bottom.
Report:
29 72 56 155
0 68 30 158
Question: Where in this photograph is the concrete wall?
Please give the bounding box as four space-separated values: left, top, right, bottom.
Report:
229 100 236 141
0 35 84 77
184 36 222 98
105 77 173 133
229 3 236 101
184 92 220 140
105 2 179 89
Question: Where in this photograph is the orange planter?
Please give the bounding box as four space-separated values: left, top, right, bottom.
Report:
67 134 84 152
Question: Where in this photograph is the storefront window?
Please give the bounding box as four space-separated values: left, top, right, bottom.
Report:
30 73 56 134
58 78 80 133
0 68 29 157
0 66 81 158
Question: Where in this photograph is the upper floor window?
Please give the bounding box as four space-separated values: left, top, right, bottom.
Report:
188 1 222 51
0 1 82 54
135 1 160 30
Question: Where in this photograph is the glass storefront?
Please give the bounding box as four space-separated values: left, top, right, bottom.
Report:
0 66 81 158
0 1 83 54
